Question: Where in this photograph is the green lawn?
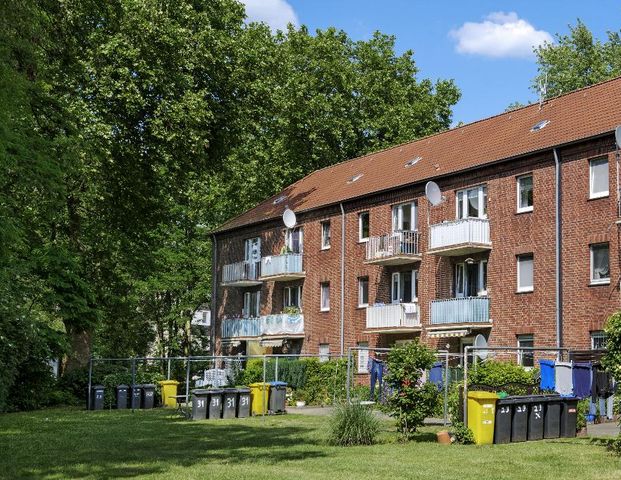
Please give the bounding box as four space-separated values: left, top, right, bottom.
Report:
0 408 619 480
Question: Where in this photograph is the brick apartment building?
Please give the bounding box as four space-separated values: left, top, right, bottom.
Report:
210 77 621 365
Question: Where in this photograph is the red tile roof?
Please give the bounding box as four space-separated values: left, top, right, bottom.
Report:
216 77 621 233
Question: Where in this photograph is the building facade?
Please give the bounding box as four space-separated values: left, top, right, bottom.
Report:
211 78 621 363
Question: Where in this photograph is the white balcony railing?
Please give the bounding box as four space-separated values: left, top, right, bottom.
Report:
366 231 420 261
366 303 420 329
221 314 304 338
429 218 491 251
222 261 261 284
261 253 303 278
430 297 490 325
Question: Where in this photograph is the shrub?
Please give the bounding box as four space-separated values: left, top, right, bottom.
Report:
576 398 590 431
328 402 380 446
469 360 537 393
608 435 621 456
450 421 475 444
603 311 621 379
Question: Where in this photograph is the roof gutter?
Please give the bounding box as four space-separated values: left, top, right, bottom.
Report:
553 148 563 353
340 202 345 356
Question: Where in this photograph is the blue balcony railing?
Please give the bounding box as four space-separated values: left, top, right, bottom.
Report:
430 297 490 325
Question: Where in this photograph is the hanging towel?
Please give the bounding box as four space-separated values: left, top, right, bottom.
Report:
429 362 443 390
572 362 592 399
403 303 418 315
555 361 573 396
539 359 555 391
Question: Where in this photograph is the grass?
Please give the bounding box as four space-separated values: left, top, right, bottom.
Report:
0 407 619 480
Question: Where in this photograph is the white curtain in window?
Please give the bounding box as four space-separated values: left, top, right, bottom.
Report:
592 245 610 280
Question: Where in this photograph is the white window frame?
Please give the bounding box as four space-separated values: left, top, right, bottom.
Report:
357 343 369 373
391 270 417 304
283 286 302 309
319 343 330 362
358 277 369 308
320 282 330 312
320 221 331 250
589 157 609 199
392 202 417 232
516 174 533 213
517 254 534 293
456 185 487 219
591 331 607 350
517 335 534 367
243 291 260 318
590 243 610 285
358 212 370 242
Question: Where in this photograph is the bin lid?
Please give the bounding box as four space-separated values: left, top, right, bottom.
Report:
192 388 211 395
249 382 269 388
269 381 288 387
92 385 105 389
223 388 238 393
142 384 157 389
208 389 224 394
237 388 251 393
159 380 180 386
467 391 498 400
116 384 129 389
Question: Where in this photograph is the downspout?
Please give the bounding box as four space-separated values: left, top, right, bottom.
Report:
553 148 563 352
340 203 346 356
210 234 218 356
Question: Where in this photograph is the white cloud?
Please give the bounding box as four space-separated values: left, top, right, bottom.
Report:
450 12 552 59
241 0 299 32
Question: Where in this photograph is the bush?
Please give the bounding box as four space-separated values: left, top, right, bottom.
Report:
576 398 590 431
469 360 537 394
328 402 380 446
604 311 621 379
450 421 475 444
608 435 621 456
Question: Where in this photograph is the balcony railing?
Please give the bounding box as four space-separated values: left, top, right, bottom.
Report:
366 303 420 330
429 218 491 254
221 314 304 339
260 253 304 280
365 231 421 265
430 297 490 325
222 260 261 285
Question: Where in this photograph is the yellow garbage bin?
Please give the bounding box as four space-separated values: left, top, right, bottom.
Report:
249 382 270 415
467 391 498 445
159 380 180 408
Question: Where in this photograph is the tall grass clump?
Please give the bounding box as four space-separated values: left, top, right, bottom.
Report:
328 402 380 446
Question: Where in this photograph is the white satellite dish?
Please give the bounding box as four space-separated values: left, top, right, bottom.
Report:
425 181 443 206
615 125 621 149
282 208 297 229
473 334 489 360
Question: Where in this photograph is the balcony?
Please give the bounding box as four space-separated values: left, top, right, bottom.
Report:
428 218 491 256
221 261 262 286
429 297 491 326
221 314 304 339
260 253 305 281
365 231 421 265
365 303 421 332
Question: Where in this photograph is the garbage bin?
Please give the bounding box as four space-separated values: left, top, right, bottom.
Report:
222 388 238 419
269 381 287 414
511 396 529 443
527 396 545 441
131 384 142 409
90 385 105 410
208 389 224 419
467 391 498 445
544 395 562 438
494 398 513 444
560 397 578 438
237 388 251 418
191 389 210 420
141 384 156 409
159 380 180 408
116 385 129 409
249 382 270 416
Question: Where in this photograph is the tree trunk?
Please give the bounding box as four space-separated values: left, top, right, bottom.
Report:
63 328 92 373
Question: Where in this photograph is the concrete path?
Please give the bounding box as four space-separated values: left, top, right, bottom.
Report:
587 421 620 438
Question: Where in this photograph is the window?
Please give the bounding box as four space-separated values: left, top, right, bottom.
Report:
517 175 533 213
454 260 487 297
358 277 369 307
517 335 534 367
590 243 610 284
589 157 609 199
357 342 369 373
359 212 370 241
283 286 302 309
392 202 417 232
243 291 260 318
591 331 607 350
285 227 303 253
320 282 330 311
320 221 331 249
391 270 418 304
319 344 330 362
244 237 261 278
457 185 487 219
517 254 534 292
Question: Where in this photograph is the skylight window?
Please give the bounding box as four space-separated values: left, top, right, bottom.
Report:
405 157 421 168
347 173 363 184
530 120 550 132
273 195 287 205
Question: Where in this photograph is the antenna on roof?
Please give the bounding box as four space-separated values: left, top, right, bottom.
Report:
538 73 548 110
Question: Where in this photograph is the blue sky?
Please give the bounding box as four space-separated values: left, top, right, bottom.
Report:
241 0 621 125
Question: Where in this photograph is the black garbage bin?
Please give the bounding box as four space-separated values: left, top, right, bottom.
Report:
116 385 129 409
191 389 210 420
560 397 578 438
237 388 251 418
511 396 529 442
222 388 238 419
90 385 105 410
494 397 513 444
131 385 142 409
208 389 223 419
141 384 156 409
527 396 545 441
269 381 287 414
